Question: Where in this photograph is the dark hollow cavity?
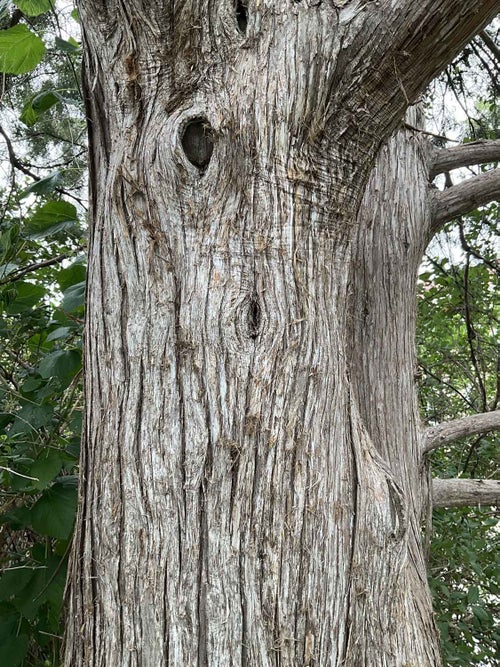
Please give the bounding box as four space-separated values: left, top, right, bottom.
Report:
235 1 248 34
247 297 262 339
181 118 214 171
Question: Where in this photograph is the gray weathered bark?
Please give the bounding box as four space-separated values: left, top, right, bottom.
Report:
425 410 500 453
430 138 500 178
65 1 500 665
432 168 500 231
433 479 500 508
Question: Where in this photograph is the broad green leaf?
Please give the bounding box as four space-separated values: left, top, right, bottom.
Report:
55 36 80 53
62 281 86 312
9 402 53 435
0 634 29 667
46 326 72 342
24 200 78 239
31 481 77 539
14 556 66 621
471 605 490 624
0 507 32 531
38 349 81 381
20 171 63 196
20 377 43 393
66 435 81 460
0 225 19 261
29 451 62 490
0 569 33 602
4 281 46 313
20 90 64 127
0 25 45 75
57 263 86 291
467 586 480 604
14 1 53 16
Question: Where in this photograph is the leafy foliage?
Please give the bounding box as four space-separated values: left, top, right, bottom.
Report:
0 178 85 664
418 204 500 666
0 3 84 664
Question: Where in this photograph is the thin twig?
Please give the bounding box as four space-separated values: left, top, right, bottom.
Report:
0 246 86 285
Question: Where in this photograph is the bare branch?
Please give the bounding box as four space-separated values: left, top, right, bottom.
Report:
431 168 500 233
403 123 460 145
424 410 500 453
0 124 40 181
0 246 86 286
430 139 500 179
479 29 500 63
432 478 500 507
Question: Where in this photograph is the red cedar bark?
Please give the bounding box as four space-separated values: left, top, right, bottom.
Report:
65 1 500 664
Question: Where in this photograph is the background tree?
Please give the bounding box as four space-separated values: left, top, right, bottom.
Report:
0 2 498 666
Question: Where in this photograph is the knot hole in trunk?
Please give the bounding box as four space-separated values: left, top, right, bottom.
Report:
247 295 262 339
181 117 214 172
235 1 248 34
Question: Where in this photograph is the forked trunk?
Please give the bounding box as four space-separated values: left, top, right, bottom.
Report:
65 1 498 664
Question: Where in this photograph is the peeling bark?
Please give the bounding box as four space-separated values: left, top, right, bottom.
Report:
65 1 500 665
433 478 500 507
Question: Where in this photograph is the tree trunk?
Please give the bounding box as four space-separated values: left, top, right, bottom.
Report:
65 1 499 664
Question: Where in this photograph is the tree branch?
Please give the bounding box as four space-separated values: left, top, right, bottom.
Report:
0 246 86 285
431 168 500 232
479 29 500 63
0 124 40 181
424 410 500 453
432 478 500 507
387 0 500 105
430 139 500 179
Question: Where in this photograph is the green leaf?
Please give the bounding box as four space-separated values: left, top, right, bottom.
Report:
61 281 86 312
0 25 45 75
20 90 64 127
471 605 490 624
0 569 33 602
29 451 62 490
9 402 53 435
467 586 480 604
14 557 65 621
46 326 72 342
0 507 32 531
20 377 43 393
38 349 81 381
0 634 29 667
13 1 53 17
55 36 80 53
4 281 46 313
24 200 78 240
31 481 77 539
57 263 86 291
20 171 63 197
